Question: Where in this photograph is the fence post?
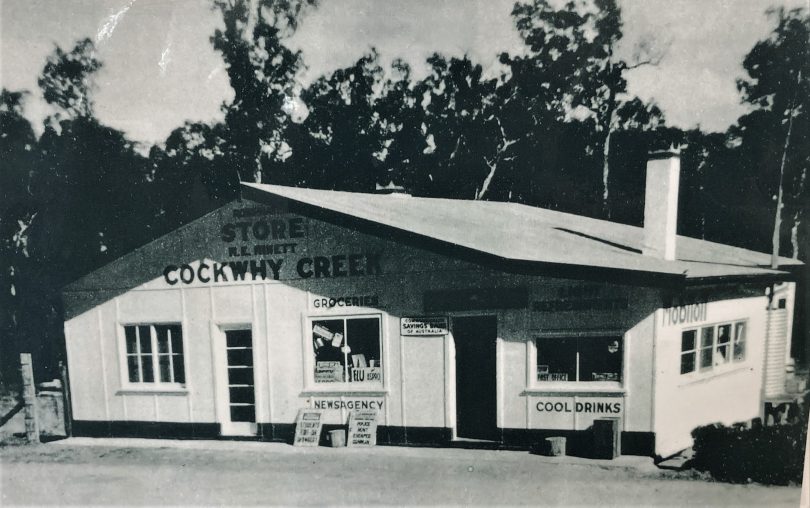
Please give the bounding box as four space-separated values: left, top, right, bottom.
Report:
59 361 72 437
20 353 39 443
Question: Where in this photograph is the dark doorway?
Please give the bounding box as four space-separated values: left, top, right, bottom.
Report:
453 315 498 440
225 329 256 423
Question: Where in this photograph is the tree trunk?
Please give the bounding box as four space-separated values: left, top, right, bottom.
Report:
771 71 800 269
602 128 612 216
601 85 617 219
791 210 802 260
477 161 497 200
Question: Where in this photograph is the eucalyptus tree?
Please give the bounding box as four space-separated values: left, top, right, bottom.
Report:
1 39 149 379
33 38 148 276
415 54 503 200
210 0 316 186
734 8 810 264
0 89 38 383
372 59 432 193
503 0 664 216
149 121 231 234
290 50 385 191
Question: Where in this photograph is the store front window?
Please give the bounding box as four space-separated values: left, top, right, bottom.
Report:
680 320 746 375
311 316 382 385
536 335 622 383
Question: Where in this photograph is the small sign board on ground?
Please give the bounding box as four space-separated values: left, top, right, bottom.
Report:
293 408 323 446
400 316 449 336
347 409 378 447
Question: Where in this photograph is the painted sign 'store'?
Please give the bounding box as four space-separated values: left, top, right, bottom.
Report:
220 217 306 243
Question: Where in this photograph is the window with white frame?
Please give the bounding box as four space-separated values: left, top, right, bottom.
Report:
536 335 623 383
680 320 746 375
124 324 185 384
311 316 381 385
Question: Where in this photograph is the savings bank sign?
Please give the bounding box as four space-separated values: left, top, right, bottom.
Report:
162 207 381 285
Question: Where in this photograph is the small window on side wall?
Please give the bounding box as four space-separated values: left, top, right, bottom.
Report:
680 320 746 376
311 316 382 385
124 324 185 385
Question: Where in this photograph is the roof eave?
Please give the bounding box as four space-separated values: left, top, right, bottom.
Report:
684 271 795 286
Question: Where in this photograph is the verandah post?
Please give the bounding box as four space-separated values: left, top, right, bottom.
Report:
60 361 73 437
20 353 40 443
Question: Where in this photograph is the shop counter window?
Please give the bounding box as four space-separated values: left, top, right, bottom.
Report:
311 316 382 385
536 335 622 383
123 324 185 385
680 320 746 375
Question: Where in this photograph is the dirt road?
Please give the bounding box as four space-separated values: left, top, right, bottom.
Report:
0 438 802 506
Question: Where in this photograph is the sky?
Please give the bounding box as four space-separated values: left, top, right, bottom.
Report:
1 0 807 146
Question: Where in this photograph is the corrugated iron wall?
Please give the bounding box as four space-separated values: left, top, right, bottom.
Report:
763 305 788 398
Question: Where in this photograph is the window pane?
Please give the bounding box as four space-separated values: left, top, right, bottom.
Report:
537 337 576 382
158 354 172 382
717 325 731 345
141 355 154 382
681 352 696 374
127 356 140 382
715 345 730 365
138 326 152 354
226 330 252 348
700 327 714 348
715 325 731 365
228 367 253 385
169 325 184 355
346 318 381 383
230 405 255 423
227 349 253 367
313 319 346 383
681 330 696 352
172 354 185 384
156 326 170 354
229 386 255 404
699 327 714 369
733 322 746 361
125 326 137 354
578 336 622 382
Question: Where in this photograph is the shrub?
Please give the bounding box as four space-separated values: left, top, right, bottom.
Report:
691 420 807 485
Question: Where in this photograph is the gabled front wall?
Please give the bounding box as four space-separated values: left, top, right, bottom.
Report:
62 198 776 455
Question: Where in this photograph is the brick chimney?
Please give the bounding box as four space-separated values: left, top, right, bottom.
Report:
642 149 681 261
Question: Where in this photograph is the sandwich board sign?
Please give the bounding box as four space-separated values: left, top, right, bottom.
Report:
293 408 323 446
347 409 378 447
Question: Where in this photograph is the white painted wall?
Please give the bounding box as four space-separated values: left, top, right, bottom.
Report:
653 295 769 457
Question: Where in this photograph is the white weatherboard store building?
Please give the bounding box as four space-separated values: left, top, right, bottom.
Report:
62 152 801 458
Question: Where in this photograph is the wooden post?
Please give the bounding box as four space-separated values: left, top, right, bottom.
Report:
20 353 39 443
59 361 72 437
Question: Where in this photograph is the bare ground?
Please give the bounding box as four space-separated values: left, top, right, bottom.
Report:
0 438 802 506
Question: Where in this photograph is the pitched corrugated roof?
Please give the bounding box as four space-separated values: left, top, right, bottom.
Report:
242 183 801 281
